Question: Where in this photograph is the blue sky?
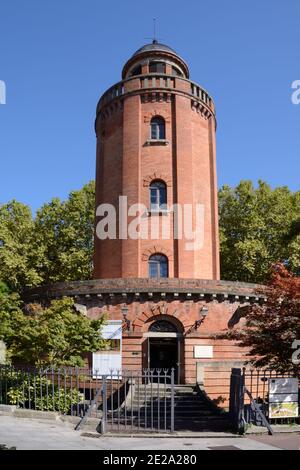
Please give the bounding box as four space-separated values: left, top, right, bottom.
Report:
0 0 299 212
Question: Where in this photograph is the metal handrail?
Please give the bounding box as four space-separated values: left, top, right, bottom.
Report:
74 383 104 431
244 387 273 435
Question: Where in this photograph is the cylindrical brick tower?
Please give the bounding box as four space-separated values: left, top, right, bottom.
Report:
94 41 220 280
27 41 262 391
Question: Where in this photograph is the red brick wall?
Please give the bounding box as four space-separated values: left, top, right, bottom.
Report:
94 52 219 280
91 48 239 402
86 296 251 401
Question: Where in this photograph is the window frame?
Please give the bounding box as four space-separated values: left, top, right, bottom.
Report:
149 61 166 74
150 116 166 140
148 253 169 279
149 180 167 212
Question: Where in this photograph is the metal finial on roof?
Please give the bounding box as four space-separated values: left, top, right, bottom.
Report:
145 18 161 44
153 17 157 43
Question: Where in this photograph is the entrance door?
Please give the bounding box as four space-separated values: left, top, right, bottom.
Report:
149 337 178 382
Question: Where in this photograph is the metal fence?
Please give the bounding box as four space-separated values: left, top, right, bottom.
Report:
0 365 104 417
229 368 300 434
229 368 244 434
0 365 175 434
100 368 175 434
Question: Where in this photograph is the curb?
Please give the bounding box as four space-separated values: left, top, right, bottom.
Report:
0 405 100 430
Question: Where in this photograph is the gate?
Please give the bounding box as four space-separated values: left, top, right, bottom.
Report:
229 368 300 434
100 368 175 434
0 365 175 434
229 368 245 434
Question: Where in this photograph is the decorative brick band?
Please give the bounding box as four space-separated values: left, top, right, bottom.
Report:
132 303 190 333
143 173 172 187
25 278 265 303
141 246 174 262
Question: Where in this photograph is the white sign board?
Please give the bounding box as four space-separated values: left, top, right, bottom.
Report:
100 321 122 341
269 378 299 419
92 320 122 377
194 346 213 359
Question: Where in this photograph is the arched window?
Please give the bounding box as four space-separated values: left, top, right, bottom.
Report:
149 180 167 211
171 65 183 77
150 116 165 140
149 320 177 332
148 254 169 278
130 65 142 77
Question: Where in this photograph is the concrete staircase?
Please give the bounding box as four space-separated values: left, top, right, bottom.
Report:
172 384 232 432
104 383 232 433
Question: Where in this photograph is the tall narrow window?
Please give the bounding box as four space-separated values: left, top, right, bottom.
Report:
148 254 169 278
150 116 165 140
149 180 167 211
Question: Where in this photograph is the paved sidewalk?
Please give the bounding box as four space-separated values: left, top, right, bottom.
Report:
250 434 300 451
0 416 287 450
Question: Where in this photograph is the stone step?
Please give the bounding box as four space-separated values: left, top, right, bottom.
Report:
128 403 211 410
112 409 215 417
128 406 213 413
103 418 231 429
100 384 229 432
111 392 202 398
108 409 225 420
104 399 212 408
128 397 200 403
141 388 196 393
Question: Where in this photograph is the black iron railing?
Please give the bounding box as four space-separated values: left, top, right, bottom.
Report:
0 365 103 417
0 365 175 434
229 368 300 433
99 368 175 434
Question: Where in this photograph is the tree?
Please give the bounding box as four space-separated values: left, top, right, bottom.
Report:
33 180 95 284
0 181 95 290
1 179 298 290
0 282 25 342
0 200 43 290
0 291 106 367
217 265 300 373
219 180 300 283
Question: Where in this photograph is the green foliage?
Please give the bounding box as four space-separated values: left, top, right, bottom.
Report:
5 370 84 414
0 181 95 291
0 201 43 290
1 179 299 291
33 181 95 283
219 180 300 283
216 265 300 372
0 283 24 343
1 295 106 367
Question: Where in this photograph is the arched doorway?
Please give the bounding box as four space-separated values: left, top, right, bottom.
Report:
145 319 182 383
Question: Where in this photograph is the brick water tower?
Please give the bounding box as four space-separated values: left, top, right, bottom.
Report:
29 41 261 390
94 40 220 281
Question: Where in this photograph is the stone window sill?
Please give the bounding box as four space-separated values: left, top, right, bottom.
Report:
145 139 170 146
147 209 171 216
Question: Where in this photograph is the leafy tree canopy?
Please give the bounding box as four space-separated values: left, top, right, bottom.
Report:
0 179 299 291
0 200 43 290
0 181 95 291
219 180 300 283
0 288 106 367
216 265 300 372
33 180 95 284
